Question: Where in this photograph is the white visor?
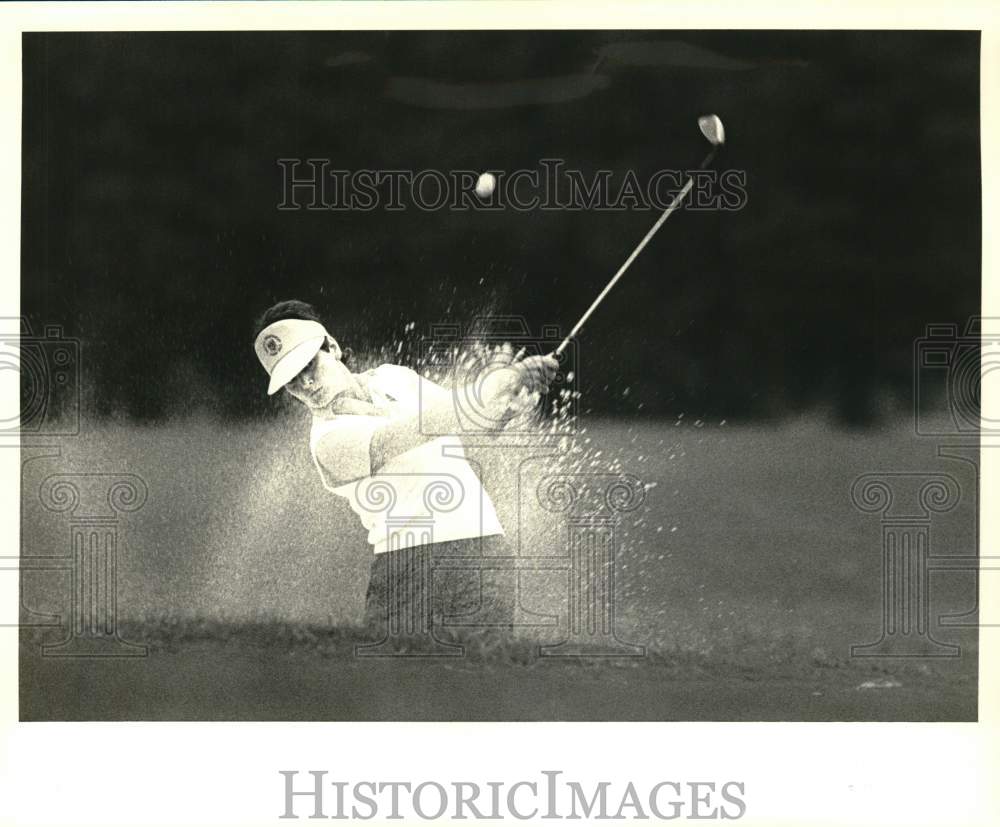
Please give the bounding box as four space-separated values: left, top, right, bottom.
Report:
253 318 329 395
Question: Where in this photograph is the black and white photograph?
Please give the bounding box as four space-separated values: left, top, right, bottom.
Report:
14 23 988 726
4 3 1000 825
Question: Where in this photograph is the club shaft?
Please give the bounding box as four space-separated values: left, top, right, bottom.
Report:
553 158 708 358
554 178 694 356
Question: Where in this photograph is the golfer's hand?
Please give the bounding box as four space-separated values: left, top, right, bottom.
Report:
514 354 559 395
480 350 557 399
493 352 559 421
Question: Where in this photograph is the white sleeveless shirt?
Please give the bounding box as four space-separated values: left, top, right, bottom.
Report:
309 364 504 554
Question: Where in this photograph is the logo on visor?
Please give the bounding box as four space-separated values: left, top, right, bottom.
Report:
262 334 282 357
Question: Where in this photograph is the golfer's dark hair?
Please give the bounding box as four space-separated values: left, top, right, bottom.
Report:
253 300 328 349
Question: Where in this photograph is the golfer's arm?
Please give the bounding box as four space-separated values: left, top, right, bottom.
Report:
369 384 507 472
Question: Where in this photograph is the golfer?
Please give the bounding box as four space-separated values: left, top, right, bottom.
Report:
253 299 558 641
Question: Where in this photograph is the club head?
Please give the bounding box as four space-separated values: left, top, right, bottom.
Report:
698 114 725 146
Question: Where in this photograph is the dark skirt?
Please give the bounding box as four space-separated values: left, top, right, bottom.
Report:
361 539 516 652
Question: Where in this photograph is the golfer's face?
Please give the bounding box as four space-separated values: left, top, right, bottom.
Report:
283 348 351 410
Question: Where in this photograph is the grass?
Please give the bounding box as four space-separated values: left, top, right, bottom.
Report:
19 413 979 719
109 612 972 684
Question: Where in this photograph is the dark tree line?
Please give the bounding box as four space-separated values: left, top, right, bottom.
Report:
22 30 980 423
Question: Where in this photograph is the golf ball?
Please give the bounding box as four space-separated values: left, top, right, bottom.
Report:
475 172 496 198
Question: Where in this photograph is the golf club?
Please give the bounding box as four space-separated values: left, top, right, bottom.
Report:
552 114 726 358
